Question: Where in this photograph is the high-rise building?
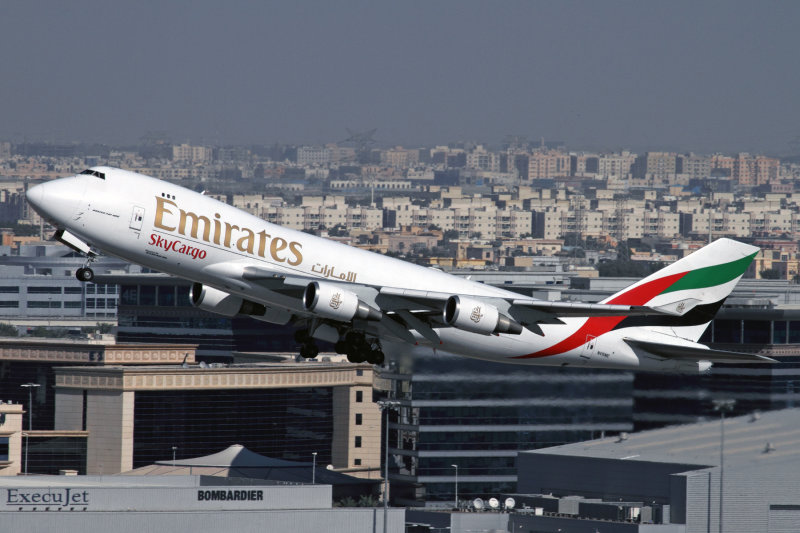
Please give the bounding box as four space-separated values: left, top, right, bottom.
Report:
383 354 633 505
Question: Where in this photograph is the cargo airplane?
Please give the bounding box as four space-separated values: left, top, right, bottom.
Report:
26 167 774 372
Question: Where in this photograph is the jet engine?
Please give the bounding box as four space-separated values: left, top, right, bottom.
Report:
190 283 266 317
443 295 523 335
303 281 381 322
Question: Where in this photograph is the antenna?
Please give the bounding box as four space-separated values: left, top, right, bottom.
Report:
472 498 484 511
504 497 516 510
489 497 499 510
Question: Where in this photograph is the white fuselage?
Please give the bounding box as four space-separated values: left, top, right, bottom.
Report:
27 168 656 370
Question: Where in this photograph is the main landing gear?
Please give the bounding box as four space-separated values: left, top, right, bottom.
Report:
294 329 319 359
294 328 385 365
335 331 385 365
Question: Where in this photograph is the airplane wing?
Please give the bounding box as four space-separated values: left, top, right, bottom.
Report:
624 338 777 364
238 264 679 339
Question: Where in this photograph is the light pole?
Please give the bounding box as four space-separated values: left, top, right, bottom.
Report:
377 399 400 533
713 398 736 533
451 464 459 510
20 383 40 475
172 446 178 467
312 452 317 484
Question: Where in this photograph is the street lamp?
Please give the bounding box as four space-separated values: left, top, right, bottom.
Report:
312 452 317 484
172 446 178 467
451 464 459 510
20 383 40 475
713 398 736 533
377 399 401 533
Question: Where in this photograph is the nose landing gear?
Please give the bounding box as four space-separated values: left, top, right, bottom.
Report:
76 266 94 282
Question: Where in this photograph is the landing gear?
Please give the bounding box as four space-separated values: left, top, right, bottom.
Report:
295 328 319 359
299 342 319 359
76 267 94 282
76 252 97 283
342 331 384 365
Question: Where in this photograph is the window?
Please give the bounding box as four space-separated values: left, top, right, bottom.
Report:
139 285 156 306
355 413 362 425
354 458 361 466
0 437 8 461
80 168 105 179
157 287 175 307
355 390 363 403
0 287 19 293
64 302 82 309
0 301 19 308
27 287 61 294
28 301 61 308
774 321 788 344
354 436 362 448
63 287 83 294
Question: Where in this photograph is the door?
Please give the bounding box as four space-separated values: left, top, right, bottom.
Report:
129 206 145 231
580 334 597 360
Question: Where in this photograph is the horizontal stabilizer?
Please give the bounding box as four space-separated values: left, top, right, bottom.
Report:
625 338 776 364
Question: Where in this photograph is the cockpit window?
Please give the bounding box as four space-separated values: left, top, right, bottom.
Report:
80 169 106 179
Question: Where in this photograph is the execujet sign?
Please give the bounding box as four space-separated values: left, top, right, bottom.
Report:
5 487 90 510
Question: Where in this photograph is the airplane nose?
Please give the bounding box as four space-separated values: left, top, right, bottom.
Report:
26 183 46 211
25 176 87 225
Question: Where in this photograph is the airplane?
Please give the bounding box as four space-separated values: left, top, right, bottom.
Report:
25 166 775 373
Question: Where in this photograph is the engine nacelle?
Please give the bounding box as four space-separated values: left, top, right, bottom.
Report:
190 283 266 317
303 281 381 322
443 295 523 335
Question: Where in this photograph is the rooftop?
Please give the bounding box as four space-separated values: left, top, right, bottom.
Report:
525 407 800 470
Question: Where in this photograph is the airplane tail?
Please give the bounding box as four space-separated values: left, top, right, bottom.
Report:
601 238 759 342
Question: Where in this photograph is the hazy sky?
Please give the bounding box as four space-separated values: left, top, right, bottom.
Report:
2 1 798 153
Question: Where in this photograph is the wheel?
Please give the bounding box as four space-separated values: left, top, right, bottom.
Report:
76 267 94 282
366 350 385 365
346 349 367 364
300 342 319 359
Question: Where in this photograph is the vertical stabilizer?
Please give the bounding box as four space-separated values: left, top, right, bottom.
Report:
601 238 759 341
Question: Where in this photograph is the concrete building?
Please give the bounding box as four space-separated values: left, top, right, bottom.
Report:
297 146 332 166
0 244 140 327
52 360 380 476
515 408 800 532
172 144 212 164
0 403 23 476
383 352 634 506
0 474 403 533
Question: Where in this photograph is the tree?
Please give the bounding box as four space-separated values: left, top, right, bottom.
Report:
760 268 782 280
0 323 18 337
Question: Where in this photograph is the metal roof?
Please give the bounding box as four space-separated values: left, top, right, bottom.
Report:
524 407 800 471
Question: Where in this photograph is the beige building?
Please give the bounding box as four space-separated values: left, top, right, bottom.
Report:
528 149 570 179
53 361 380 478
172 144 213 164
0 403 23 476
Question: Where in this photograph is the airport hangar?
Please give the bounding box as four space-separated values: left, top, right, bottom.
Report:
507 407 800 533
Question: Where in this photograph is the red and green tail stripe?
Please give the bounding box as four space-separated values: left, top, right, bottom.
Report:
514 251 757 359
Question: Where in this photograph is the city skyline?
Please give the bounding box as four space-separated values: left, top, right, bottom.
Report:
2 1 799 154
